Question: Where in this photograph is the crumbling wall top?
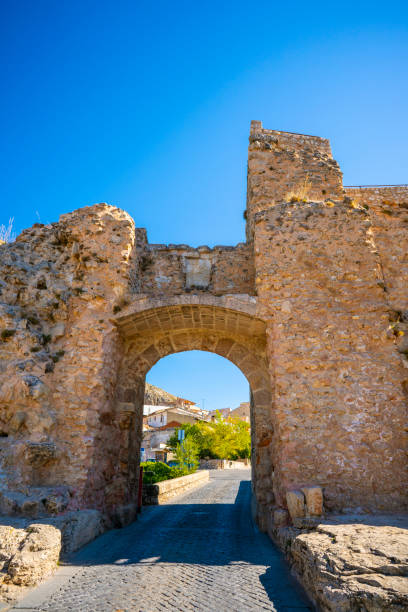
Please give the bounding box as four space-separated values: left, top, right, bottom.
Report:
249 120 333 156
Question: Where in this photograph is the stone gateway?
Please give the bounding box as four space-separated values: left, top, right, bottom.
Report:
0 121 407 533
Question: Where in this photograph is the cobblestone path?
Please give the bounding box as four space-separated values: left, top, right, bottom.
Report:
12 471 311 612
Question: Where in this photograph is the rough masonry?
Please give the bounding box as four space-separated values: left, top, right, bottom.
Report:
0 121 407 536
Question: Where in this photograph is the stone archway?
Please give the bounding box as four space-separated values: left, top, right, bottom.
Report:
112 295 274 528
2 121 405 533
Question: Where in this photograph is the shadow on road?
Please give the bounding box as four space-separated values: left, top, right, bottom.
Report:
61 479 312 610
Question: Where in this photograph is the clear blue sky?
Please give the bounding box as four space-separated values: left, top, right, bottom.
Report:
147 351 248 412
2 1 407 407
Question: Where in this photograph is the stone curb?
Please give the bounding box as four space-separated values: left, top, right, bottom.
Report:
143 469 210 504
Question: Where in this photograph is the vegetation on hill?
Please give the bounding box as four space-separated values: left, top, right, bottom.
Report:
167 413 251 460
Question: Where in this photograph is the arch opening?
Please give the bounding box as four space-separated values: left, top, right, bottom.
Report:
107 301 275 530
144 350 251 464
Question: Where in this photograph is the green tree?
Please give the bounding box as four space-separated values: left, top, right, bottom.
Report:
175 436 199 473
168 416 250 461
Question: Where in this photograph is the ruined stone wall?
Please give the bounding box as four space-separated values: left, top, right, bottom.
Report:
0 205 263 522
246 125 407 515
0 205 139 518
345 185 408 312
246 120 344 241
135 242 255 296
253 198 407 512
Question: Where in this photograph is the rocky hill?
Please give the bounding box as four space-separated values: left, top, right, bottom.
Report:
144 383 178 406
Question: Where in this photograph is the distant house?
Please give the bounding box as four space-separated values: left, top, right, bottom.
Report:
142 384 210 460
146 406 203 429
143 404 170 417
175 396 197 409
142 405 207 461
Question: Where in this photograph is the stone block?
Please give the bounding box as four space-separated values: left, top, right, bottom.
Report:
117 402 136 412
111 503 138 528
50 322 65 341
184 256 211 289
8 411 27 433
21 499 40 517
273 509 289 526
7 524 61 586
0 490 19 515
283 519 408 611
293 517 319 529
43 491 70 515
24 442 57 467
22 375 47 400
54 509 104 554
302 486 323 516
286 490 305 521
118 402 136 430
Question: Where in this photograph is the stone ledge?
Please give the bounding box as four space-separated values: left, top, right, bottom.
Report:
114 293 259 323
269 514 408 611
0 509 104 557
199 459 250 470
142 470 210 505
0 509 104 606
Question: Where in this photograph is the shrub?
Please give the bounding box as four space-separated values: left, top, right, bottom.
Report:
285 175 312 203
141 461 173 484
0 218 15 243
141 458 196 484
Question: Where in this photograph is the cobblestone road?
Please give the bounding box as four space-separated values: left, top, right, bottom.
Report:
12 471 312 612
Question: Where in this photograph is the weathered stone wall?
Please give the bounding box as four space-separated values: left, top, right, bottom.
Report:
252 199 407 512
245 125 407 516
246 120 344 241
135 242 255 296
0 205 138 519
271 514 408 611
345 185 408 311
198 459 250 470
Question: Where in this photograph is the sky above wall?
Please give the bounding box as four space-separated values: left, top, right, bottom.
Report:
1 0 407 407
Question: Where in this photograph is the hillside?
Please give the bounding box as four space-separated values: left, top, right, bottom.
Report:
144 383 178 406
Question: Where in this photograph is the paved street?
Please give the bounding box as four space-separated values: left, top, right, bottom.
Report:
12 471 312 612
